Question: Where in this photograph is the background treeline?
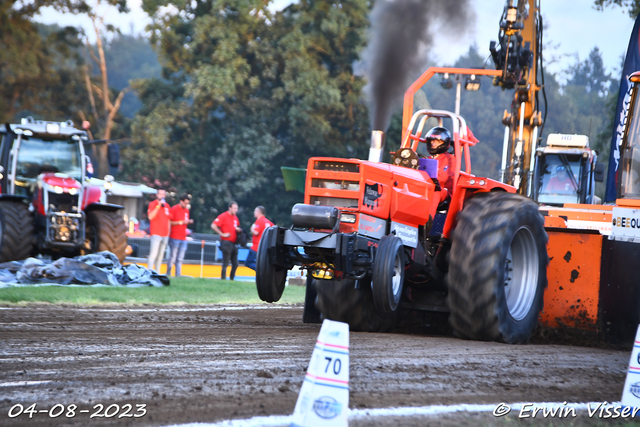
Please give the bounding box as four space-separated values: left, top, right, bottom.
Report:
0 0 629 231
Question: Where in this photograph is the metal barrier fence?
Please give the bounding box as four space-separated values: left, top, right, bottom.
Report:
127 237 251 263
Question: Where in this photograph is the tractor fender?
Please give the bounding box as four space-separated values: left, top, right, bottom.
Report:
84 202 123 213
82 186 103 209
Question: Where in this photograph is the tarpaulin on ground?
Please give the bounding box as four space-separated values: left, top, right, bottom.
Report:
0 252 169 288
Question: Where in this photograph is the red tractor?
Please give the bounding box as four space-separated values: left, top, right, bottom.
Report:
0 118 127 262
256 109 549 344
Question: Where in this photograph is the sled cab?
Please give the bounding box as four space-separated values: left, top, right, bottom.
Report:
533 134 604 206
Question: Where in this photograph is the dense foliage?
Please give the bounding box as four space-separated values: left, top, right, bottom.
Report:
594 0 640 18
125 0 371 230
0 0 626 231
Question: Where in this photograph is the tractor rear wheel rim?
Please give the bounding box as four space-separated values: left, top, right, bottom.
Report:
392 248 402 297
504 225 539 321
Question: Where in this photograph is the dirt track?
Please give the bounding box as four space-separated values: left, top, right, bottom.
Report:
0 304 633 426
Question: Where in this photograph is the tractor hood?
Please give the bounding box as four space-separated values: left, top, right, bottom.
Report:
39 173 81 192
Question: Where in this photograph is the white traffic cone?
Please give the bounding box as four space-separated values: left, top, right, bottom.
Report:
622 325 640 410
291 319 349 427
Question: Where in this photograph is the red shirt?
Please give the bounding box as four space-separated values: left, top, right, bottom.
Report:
252 216 274 250
547 176 577 193
213 211 239 242
148 199 170 237
169 204 190 240
431 152 455 196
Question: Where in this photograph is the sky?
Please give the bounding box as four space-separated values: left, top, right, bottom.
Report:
34 0 636 78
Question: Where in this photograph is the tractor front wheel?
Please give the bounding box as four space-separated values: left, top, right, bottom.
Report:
0 200 35 262
255 227 287 303
447 192 548 344
86 210 128 263
372 235 405 313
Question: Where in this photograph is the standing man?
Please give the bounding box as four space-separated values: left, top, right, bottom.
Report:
211 201 242 281
147 188 171 273
245 206 274 271
167 194 193 276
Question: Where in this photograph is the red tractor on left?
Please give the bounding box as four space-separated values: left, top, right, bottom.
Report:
0 118 127 262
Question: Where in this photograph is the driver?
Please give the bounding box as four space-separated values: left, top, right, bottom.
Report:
425 126 455 197
546 165 577 193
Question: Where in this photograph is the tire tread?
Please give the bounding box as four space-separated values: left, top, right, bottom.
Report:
447 192 548 344
0 201 35 262
87 210 128 262
316 278 397 332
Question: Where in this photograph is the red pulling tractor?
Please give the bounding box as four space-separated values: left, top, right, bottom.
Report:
256 109 549 344
0 118 127 262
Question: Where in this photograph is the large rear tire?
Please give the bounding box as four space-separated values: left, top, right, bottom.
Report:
315 277 397 332
372 235 405 313
256 227 286 303
0 201 35 262
447 192 548 344
302 277 322 324
86 210 128 263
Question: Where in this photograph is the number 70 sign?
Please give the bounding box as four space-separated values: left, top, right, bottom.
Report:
291 320 350 427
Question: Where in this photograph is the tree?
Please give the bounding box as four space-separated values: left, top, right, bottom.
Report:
0 0 132 130
102 33 162 117
594 0 640 18
84 13 130 142
126 0 371 229
81 8 136 178
0 7 86 122
566 47 612 96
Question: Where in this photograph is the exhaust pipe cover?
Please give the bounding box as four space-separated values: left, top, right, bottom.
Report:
368 130 386 163
291 203 340 230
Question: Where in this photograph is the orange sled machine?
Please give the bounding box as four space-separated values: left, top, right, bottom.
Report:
541 197 640 346
537 72 640 346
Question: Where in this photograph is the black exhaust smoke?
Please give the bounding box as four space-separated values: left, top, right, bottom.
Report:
361 0 475 132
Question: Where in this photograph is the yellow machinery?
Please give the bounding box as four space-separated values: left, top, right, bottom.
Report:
490 0 544 194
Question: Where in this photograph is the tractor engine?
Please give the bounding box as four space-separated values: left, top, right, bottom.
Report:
289 156 439 281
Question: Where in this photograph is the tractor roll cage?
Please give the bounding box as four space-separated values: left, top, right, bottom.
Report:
401 67 502 137
401 109 478 197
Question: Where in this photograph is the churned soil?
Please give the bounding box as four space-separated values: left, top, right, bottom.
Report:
0 304 631 426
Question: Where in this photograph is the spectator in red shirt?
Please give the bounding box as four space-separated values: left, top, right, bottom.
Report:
211 201 242 280
167 194 193 276
245 206 274 271
147 188 171 273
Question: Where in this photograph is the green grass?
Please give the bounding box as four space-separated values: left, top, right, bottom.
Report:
0 277 305 305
